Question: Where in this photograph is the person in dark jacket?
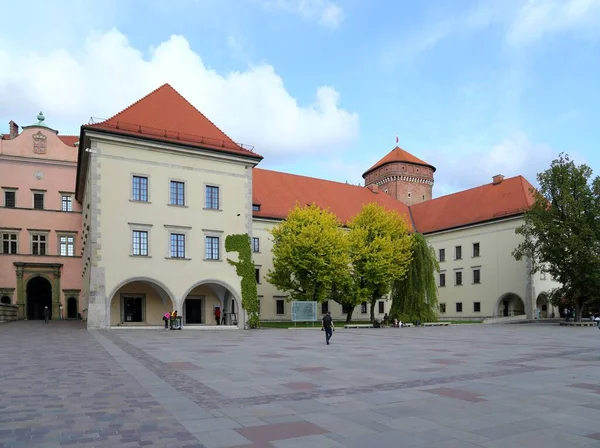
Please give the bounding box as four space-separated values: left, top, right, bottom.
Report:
321 311 334 345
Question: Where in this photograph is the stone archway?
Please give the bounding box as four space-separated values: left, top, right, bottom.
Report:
107 278 175 326
26 276 53 320
496 293 525 317
1 296 10 304
14 263 62 320
536 292 550 318
181 280 243 328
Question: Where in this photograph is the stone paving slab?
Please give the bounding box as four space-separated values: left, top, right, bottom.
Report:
2 321 600 447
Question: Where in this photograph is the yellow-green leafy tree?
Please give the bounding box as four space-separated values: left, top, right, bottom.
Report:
266 203 350 303
347 203 413 322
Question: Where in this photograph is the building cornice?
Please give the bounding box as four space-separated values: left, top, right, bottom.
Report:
421 214 524 236
0 154 76 168
375 174 434 187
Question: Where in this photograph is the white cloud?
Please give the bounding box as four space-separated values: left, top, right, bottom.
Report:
427 132 559 196
256 0 345 29
507 0 600 45
0 29 358 159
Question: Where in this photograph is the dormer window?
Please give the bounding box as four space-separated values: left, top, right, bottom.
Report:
252 204 261 211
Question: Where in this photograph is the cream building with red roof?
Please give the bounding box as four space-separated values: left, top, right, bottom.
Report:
2 83 560 327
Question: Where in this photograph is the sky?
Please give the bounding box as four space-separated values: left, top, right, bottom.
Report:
0 0 599 196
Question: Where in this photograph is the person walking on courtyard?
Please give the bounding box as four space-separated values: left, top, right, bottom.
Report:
321 311 334 345
43 306 49 324
215 307 221 325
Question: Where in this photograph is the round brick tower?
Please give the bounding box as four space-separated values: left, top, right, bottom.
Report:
363 146 435 206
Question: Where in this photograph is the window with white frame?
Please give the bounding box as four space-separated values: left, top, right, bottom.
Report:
205 185 219 209
132 230 149 256
61 195 73 211
169 181 185 206
205 236 220 260
132 175 149 202
1 232 18 254
31 233 47 255
170 233 186 258
252 237 260 252
59 235 75 256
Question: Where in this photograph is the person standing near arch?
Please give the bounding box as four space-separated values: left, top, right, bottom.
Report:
43 306 49 324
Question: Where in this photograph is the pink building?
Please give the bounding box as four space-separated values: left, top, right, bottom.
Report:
0 113 83 320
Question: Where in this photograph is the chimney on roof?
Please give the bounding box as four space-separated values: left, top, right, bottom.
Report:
9 121 18 139
492 174 505 185
367 184 379 194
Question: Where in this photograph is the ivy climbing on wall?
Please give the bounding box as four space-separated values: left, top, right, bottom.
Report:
225 233 260 329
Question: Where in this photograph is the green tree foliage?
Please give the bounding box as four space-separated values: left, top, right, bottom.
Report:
347 203 413 322
390 233 439 323
225 234 259 328
513 153 600 321
327 268 361 324
266 203 350 303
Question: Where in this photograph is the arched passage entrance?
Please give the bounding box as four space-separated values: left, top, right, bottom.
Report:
27 276 52 320
497 293 525 317
67 297 78 319
536 292 550 318
107 278 175 326
1 296 10 304
182 281 242 327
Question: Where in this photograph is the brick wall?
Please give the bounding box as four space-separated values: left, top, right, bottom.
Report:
365 162 434 206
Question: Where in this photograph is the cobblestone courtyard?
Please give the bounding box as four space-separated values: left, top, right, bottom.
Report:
1 322 600 447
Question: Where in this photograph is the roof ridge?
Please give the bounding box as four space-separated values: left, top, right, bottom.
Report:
102 83 169 123
101 83 238 147
255 168 370 191
410 175 523 208
165 84 238 146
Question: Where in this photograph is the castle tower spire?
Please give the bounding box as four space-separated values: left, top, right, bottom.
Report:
362 145 435 206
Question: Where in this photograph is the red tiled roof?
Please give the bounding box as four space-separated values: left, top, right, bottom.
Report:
85 84 261 159
58 135 79 146
410 175 536 234
363 146 435 177
252 168 413 228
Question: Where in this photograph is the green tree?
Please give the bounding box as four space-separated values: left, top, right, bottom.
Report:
347 203 413 322
266 203 350 303
513 153 600 321
390 233 439 323
327 268 361 324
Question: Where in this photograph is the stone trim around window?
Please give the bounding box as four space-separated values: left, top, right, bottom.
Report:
128 223 153 257
130 173 151 203
168 178 188 207
2 187 18 208
57 231 77 257
203 183 222 211
164 225 191 260
203 230 223 262
29 230 50 256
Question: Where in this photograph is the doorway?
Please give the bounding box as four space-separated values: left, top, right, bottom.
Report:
185 298 203 324
67 297 78 319
27 276 52 320
1 296 10 304
122 296 144 323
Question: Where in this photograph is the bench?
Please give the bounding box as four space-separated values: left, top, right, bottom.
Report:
423 322 451 327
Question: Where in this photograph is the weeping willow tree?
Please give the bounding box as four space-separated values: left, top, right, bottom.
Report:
390 233 439 323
